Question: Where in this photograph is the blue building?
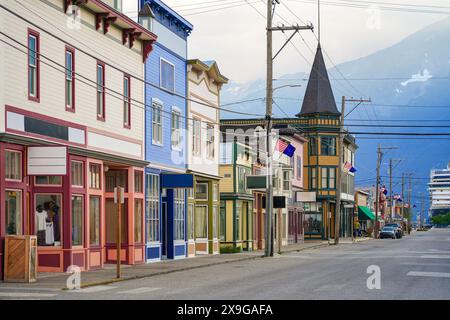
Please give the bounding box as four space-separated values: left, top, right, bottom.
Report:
138 0 193 261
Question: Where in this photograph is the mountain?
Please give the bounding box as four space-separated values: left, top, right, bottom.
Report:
221 17 450 222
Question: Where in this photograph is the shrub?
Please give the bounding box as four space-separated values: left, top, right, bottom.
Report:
220 245 242 254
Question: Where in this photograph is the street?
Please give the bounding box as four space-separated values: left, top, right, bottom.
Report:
1 229 449 300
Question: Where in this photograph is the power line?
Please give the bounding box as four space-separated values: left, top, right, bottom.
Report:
182 0 262 16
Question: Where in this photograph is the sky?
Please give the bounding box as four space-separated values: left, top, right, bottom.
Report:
124 0 446 83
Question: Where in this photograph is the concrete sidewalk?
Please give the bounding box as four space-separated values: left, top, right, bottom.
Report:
0 241 332 290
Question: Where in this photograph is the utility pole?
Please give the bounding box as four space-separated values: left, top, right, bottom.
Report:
264 0 313 257
401 173 405 224
335 97 370 245
389 159 393 223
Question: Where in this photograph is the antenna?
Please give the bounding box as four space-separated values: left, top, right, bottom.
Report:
318 0 321 43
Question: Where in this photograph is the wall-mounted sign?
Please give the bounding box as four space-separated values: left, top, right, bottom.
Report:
296 192 316 202
27 146 67 175
246 175 267 189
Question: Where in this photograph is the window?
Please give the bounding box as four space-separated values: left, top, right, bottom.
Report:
304 213 322 234
236 202 241 240
213 205 218 239
71 161 84 187
72 195 83 246
187 187 194 199
35 194 62 246
28 30 40 101
152 101 163 145
310 168 317 189
283 170 291 191
35 176 62 186
114 0 122 11
5 190 22 235
213 184 219 202
219 202 226 241
134 171 143 193
171 109 182 150
196 183 208 200
193 119 201 156
65 48 75 110
296 156 302 180
5 150 22 181
134 199 143 243
89 163 101 189
195 206 207 238
321 137 336 156
89 196 101 246
122 75 131 127
206 125 215 159
321 167 336 189
160 59 175 92
146 174 160 242
105 170 128 193
237 166 249 193
188 203 194 240
140 16 153 31
309 136 317 156
97 62 105 120
174 189 185 241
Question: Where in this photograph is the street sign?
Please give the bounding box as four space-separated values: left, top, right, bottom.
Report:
114 187 125 204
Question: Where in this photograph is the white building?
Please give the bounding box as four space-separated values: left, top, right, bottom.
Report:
0 0 157 277
428 162 450 217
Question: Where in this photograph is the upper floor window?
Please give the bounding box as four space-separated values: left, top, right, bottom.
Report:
160 59 175 92
321 167 336 189
321 137 336 156
296 156 302 180
171 108 182 150
310 167 317 189
71 161 84 187
114 0 123 12
123 75 131 128
97 62 105 120
28 30 40 102
140 16 153 32
206 124 215 159
283 170 291 191
152 101 163 145
193 119 201 156
5 150 22 181
89 163 101 189
309 136 317 156
65 48 75 110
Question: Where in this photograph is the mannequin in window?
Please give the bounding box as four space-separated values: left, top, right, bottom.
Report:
44 202 55 245
35 205 47 246
49 200 60 244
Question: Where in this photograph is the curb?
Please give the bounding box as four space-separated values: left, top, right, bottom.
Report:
69 254 264 290
278 243 330 254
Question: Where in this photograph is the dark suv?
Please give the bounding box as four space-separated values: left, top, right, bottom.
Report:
385 223 403 239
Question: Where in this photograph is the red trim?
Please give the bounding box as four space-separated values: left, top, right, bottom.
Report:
123 75 131 129
104 16 117 34
65 46 76 113
143 40 155 63
96 61 106 122
27 28 40 103
5 105 87 148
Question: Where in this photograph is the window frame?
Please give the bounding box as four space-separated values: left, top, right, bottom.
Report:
71 160 84 188
152 99 163 146
296 156 302 180
192 118 202 156
196 182 209 201
206 124 215 159
171 107 182 151
65 46 75 112
28 29 40 102
5 150 22 182
71 194 84 247
89 195 101 247
146 173 160 243
320 136 337 156
123 74 131 128
96 61 106 121
160 57 175 92
5 189 23 236
89 163 102 190
320 167 336 190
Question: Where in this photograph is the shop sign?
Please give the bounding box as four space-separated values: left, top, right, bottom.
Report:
27 146 67 175
296 192 316 202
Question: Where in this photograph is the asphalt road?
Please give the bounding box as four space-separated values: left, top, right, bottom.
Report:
1 228 450 300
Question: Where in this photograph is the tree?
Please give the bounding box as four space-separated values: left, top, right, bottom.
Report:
431 213 450 226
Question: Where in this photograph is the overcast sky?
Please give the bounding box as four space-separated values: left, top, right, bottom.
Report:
125 0 447 83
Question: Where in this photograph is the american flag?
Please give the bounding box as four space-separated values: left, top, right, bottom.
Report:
344 162 353 172
275 139 289 153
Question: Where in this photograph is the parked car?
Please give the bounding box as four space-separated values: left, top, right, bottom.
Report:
385 223 403 238
380 226 396 239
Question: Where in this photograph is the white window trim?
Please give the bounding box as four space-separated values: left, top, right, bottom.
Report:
151 98 164 146
196 183 209 201
193 118 202 157
206 124 215 160
171 106 182 151
159 57 175 93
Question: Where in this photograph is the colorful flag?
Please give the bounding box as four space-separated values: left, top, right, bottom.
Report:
283 144 296 157
381 185 388 195
343 162 357 173
275 139 296 158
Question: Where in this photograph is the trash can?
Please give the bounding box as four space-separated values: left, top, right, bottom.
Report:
4 235 37 283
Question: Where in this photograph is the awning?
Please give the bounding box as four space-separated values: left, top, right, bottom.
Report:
358 206 375 221
161 173 194 188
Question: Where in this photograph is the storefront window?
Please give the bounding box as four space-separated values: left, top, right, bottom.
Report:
105 170 128 193
106 198 128 244
195 205 207 238
89 196 100 246
134 199 143 243
174 189 185 241
236 202 241 240
72 195 83 246
304 213 322 234
5 190 22 235
35 194 62 246
71 161 84 187
5 150 22 181
35 176 62 186
146 174 159 242
219 202 226 241
134 171 143 193
213 205 218 239
196 183 208 200
89 163 101 189
188 203 194 240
